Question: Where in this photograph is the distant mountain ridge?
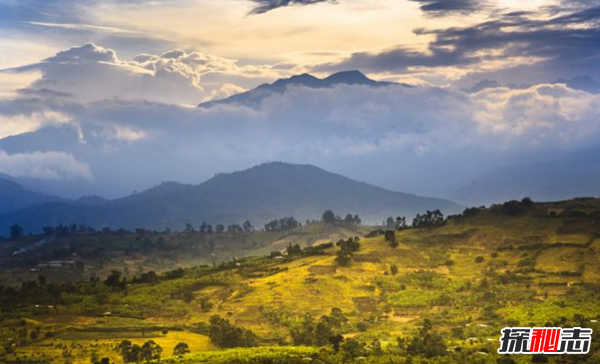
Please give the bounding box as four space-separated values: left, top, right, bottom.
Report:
466 76 600 94
0 162 462 235
452 150 600 206
0 176 66 215
199 70 404 109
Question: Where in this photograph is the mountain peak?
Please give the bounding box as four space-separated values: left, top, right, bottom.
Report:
324 70 373 85
199 70 399 109
270 73 322 89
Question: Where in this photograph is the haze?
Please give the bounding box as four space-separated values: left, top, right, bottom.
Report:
0 0 599 205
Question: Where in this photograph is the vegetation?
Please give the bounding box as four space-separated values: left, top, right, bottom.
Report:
1 198 600 363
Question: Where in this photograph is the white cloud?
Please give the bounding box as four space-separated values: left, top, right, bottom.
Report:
471 84 600 149
0 111 71 139
0 150 93 181
203 83 247 102
1 55 599 197
5 43 289 106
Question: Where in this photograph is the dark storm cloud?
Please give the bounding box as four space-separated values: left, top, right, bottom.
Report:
408 0 484 15
249 0 334 14
316 4 600 81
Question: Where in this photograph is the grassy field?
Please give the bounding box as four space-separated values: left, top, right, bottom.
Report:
1 199 600 363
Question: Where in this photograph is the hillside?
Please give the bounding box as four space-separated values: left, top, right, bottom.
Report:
453 151 600 206
0 176 65 215
0 162 462 235
0 221 369 282
1 198 600 363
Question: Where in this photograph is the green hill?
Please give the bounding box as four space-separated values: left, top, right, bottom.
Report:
1 198 600 363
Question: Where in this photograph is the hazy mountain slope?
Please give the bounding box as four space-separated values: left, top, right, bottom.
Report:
198 70 401 109
452 152 600 206
0 177 66 215
0 162 462 234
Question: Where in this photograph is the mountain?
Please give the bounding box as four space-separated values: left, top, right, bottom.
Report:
554 76 600 94
452 151 600 206
465 76 600 95
0 175 66 215
199 70 402 109
465 80 501 93
0 162 462 235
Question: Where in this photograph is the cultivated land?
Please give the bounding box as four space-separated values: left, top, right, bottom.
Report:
1 198 600 364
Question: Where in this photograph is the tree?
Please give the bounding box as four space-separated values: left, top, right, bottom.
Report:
497 356 517 364
242 220 254 233
286 243 302 256
329 334 344 352
117 340 141 363
104 270 126 289
227 224 243 233
322 210 336 223
291 313 316 346
386 217 395 228
140 340 162 362
384 230 398 248
502 200 526 216
10 224 23 239
521 197 534 207
335 249 353 266
173 342 190 357
43 226 55 236
215 224 225 233
344 214 354 225
264 217 299 231
412 210 444 228
395 216 407 230
184 223 195 233
341 338 365 360
406 319 447 358
315 321 333 346
208 315 257 348
93 358 111 364
335 237 360 266
326 307 347 328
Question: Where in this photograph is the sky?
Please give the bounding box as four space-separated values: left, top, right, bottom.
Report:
0 0 599 201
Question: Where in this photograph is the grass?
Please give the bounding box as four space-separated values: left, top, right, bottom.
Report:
2 199 600 363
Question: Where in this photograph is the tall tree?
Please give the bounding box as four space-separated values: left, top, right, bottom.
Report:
322 210 336 223
10 224 23 239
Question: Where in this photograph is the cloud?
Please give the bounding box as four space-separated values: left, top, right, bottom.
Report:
249 0 333 14
3 43 291 106
3 76 599 197
0 111 71 139
7 43 205 105
0 150 93 181
203 83 247 102
408 0 486 15
26 21 141 35
316 3 600 85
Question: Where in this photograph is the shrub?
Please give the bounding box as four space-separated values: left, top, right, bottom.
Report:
208 315 257 348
